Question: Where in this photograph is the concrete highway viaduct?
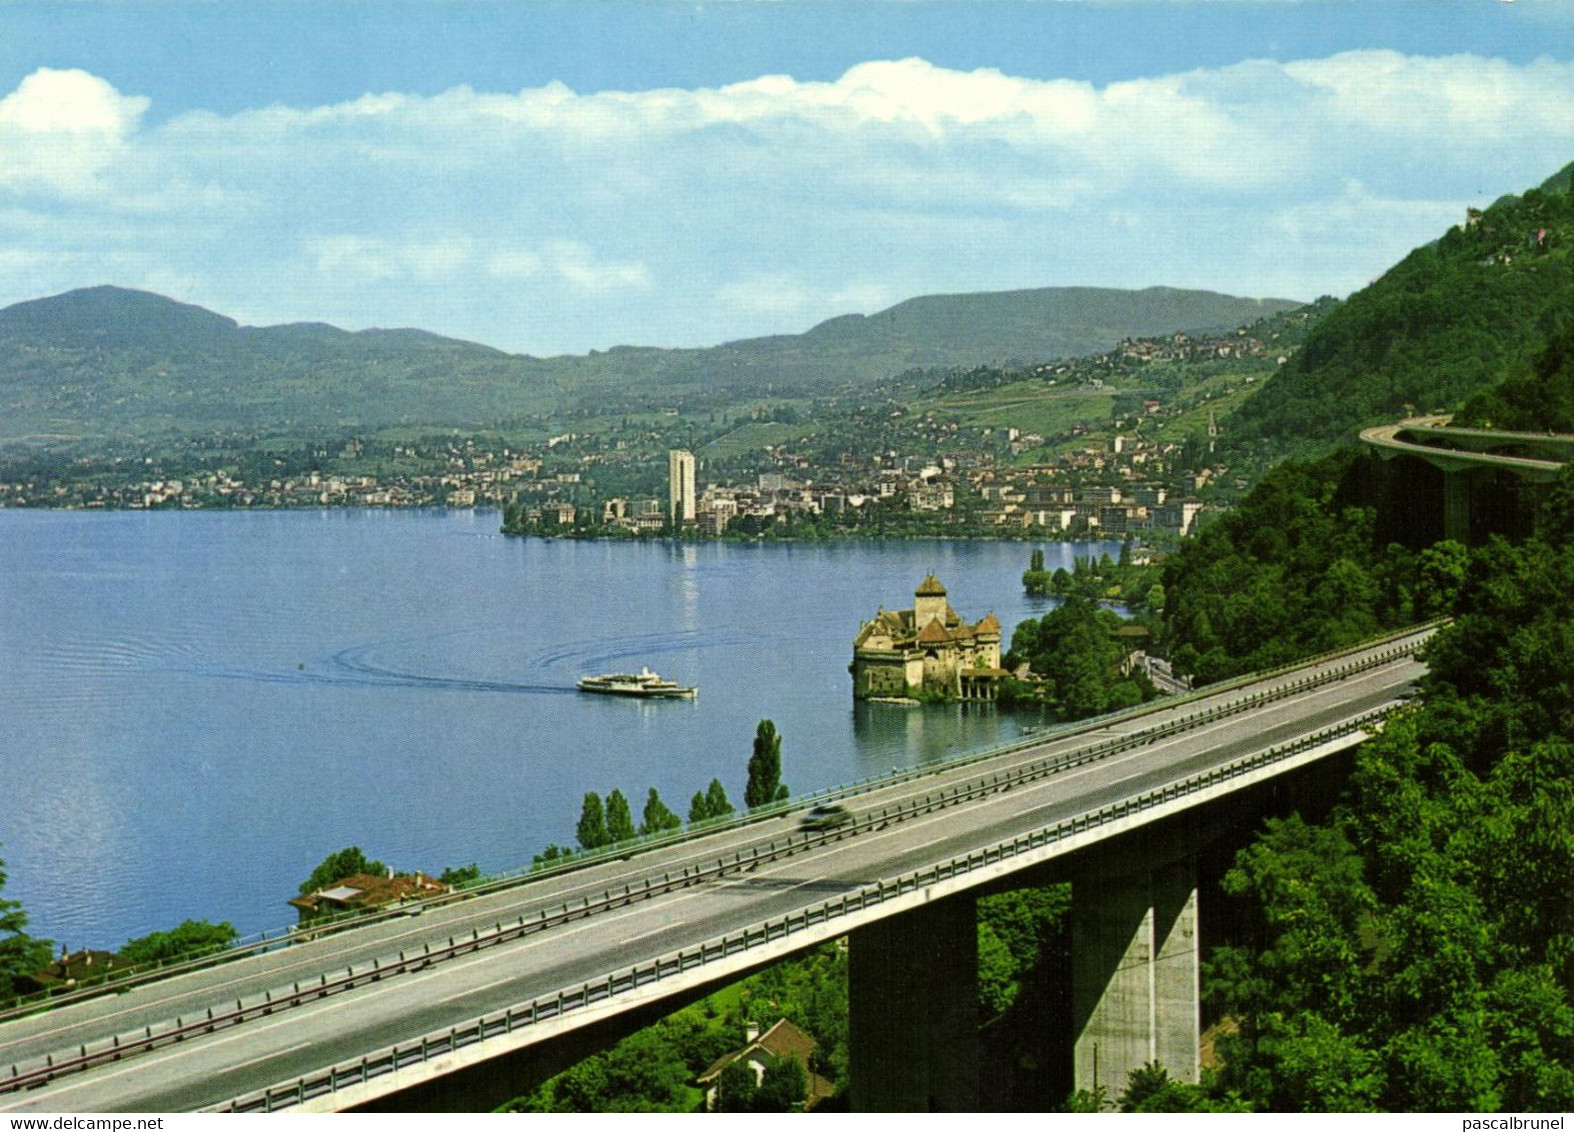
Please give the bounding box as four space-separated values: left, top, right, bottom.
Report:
0 628 1432 1112
1360 419 1571 544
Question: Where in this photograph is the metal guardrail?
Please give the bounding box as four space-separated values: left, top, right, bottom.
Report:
0 641 1428 1097
217 706 1394 1113
0 622 1439 1026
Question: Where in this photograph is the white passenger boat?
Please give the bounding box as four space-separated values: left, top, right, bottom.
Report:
576 667 697 699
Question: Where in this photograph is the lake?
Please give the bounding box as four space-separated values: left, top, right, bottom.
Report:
0 509 1115 948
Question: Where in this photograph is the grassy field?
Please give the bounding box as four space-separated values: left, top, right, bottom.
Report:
701 420 823 460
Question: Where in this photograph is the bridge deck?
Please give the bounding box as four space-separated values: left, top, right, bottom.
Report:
0 629 1432 1113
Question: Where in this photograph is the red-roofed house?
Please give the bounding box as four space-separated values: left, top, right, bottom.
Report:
288 870 446 923
696 1019 834 1111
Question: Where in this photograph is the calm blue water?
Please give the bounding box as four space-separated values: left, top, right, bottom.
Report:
0 509 1113 948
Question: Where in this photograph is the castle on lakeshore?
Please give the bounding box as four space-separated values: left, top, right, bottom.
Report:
850 575 1005 701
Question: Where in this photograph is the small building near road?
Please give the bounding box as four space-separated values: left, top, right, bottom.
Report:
288 870 446 923
696 1018 834 1111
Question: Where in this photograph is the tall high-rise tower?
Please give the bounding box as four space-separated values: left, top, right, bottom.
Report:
668 449 696 524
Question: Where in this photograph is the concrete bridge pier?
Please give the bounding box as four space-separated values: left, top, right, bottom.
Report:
848 892 979 1111
1071 850 1199 1103
1442 466 1474 544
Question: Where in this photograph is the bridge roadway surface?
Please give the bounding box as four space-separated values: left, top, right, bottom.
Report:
0 630 1432 1112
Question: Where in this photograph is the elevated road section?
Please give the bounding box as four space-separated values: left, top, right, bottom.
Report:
1361 419 1570 542
0 627 1434 1112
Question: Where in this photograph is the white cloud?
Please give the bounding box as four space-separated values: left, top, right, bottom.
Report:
0 67 145 134
544 241 651 293
0 68 148 196
485 249 543 280
714 273 817 317
304 235 476 283
3 52 1574 352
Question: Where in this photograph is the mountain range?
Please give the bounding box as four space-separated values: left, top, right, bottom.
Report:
0 284 1299 444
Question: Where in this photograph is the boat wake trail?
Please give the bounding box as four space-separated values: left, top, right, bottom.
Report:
157 625 750 695
328 644 576 694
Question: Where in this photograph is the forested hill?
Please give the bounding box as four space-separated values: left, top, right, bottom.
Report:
1230 159 1574 450
685 286 1301 388
0 286 546 440
0 284 1296 443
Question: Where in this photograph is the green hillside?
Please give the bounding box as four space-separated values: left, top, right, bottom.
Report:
0 284 1298 444
1232 160 1574 450
0 286 557 441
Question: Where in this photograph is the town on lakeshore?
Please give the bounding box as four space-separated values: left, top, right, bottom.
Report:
0 311 1313 539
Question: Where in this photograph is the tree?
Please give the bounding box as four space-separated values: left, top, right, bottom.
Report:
756 1056 808 1111
299 846 385 895
1119 1062 1249 1113
687 790 711 825
439 862 481 887
604 789 635 844
977 920 1019 1019
120 919 238 967
1415 539 1468 617
515 1026 695 1112
1024 549 1052 596
640 788 681 836
0 853 52 999
576 793 609 851
715 1060 760 1113
1006 596 1154 721
705 778 734 820
745 720 789 808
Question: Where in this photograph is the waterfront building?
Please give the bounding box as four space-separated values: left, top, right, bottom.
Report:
850 575 1004 701
288 870 446 924
669 449 696 524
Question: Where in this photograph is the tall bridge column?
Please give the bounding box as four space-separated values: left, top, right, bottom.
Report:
848 892 979 1111
1442 466 1473 544
1071 854 1199 1102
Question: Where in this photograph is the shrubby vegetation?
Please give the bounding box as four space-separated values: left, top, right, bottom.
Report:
1198 495 1574 1110
0 854 52 999
118 920 239 967
1002 596 1156 719
1458 321 1574 432
298 846 385 895
1233 161 1574 450
1157 450 1456 685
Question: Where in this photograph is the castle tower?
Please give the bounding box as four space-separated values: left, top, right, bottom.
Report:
914 574 948 631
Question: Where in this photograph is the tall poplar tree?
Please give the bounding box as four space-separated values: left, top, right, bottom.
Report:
705 778 734 820
745 720 789 808
640 789 681 836
605 789 635 844
576 792 609 850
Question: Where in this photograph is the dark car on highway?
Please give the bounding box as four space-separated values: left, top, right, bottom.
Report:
799 802 853 830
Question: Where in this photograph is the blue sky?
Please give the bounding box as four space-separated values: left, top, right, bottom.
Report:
1 1 1571 354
